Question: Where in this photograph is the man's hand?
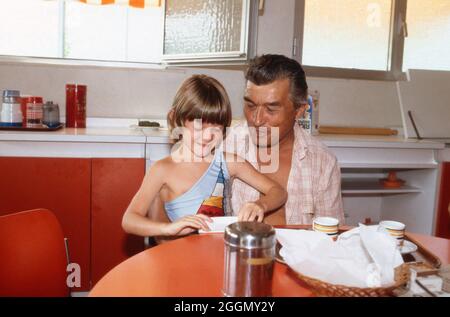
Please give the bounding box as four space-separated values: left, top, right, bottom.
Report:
238 202 266 222
161 214 212 236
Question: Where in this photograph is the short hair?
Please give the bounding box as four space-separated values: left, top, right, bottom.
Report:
245 54 308 109
168 75 232 133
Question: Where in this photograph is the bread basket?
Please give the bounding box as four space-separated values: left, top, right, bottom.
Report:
295 263 410 297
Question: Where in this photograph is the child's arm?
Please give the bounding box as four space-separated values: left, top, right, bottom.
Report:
122 160 211 237
226 154 288 222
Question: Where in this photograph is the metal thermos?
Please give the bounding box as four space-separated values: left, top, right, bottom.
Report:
223 222 276 297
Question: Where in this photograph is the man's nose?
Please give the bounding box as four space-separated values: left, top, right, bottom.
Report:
253 107 265 126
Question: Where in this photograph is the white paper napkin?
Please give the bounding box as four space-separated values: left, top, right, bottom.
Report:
198 216 238 233
275 224 404 288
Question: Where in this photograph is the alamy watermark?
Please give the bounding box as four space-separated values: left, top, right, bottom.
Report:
169 119 280 173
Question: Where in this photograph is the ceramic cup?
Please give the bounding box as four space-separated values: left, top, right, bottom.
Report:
379 220 406 246
313 217 339 239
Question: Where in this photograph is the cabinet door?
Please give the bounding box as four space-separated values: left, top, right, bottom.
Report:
436 163 450 238
0 157 91 291
91 158 145 285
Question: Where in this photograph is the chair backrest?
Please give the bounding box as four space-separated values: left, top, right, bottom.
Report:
0 209 69 297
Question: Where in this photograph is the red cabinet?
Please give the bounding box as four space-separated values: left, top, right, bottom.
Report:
0 157 146 290
0 157 91 290
91 158 145 285
436 163 450 238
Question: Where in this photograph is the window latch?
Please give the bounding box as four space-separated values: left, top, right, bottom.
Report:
259 0 265 14
402 19 409 38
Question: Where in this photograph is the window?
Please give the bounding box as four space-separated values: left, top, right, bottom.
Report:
302 0 393 71
295 0 408 80
0 0 255 66
0 0 60 58
296 0 450 80
163 0 251 63
64 1 163 63
403 0 450 71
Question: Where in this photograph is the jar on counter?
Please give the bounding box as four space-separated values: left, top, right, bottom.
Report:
66 84 87 128
223 222 276 297
23 96 44 128
42 101 60 128
1 90 22 127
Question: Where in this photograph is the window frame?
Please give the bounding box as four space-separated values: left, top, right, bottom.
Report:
0 0 257 69
293 0 408 81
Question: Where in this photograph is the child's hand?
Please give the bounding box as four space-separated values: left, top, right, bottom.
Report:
238 202 265 222
162 214 212 236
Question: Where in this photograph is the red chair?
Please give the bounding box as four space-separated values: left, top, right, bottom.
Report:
0 209 70 297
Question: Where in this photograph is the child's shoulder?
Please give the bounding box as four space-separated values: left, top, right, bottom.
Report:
148 156 177 174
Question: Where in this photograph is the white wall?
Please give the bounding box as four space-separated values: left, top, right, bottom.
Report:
0 0 404 128
0 63 246 120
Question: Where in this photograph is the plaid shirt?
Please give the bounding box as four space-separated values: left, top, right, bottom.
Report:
225 122 344 225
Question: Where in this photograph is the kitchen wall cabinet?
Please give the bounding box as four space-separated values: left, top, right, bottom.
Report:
0 156 146 291
0 157 91 290
91 158 145 285
436 163 450 239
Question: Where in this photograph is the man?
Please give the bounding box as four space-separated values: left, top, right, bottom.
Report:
225 54 344 225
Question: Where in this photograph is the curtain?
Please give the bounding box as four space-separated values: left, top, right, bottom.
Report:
79 0 161 8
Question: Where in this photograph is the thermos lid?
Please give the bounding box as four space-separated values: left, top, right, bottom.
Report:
3 90 20 98
224 222 275 249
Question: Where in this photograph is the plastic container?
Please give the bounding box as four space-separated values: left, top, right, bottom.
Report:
66 84 86 128
223 222 276 297
1 90 22 127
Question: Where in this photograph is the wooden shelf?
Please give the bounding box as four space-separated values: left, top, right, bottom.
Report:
341 179 422 195
339 163 438 169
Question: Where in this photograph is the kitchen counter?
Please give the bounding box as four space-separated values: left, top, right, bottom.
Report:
1 125 446 235
0 127 445 149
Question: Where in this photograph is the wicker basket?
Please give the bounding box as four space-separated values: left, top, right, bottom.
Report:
296 263 411 297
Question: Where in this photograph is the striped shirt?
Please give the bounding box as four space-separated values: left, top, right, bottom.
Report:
225 121 345 225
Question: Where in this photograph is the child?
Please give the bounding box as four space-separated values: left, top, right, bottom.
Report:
122 75 287 237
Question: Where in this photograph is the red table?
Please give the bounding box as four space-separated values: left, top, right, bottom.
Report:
90 231 450 297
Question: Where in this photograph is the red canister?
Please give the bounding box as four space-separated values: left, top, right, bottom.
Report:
66 84 86 128
21 96 44 128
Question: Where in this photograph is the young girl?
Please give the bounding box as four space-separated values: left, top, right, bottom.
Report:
122 75 287 237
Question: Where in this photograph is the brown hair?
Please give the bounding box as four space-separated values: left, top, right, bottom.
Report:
245 54 308 109
167 75 232 134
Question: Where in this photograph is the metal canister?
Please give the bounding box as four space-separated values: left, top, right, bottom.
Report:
1 90 22 127
223 222 276 297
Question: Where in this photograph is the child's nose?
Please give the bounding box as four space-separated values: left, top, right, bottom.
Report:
202 130 214 142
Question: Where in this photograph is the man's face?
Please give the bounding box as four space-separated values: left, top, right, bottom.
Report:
244 78 305 147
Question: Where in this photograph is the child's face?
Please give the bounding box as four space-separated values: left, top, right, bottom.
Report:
182 119 224 159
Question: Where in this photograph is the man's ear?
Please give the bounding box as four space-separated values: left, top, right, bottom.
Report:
295 104 308 120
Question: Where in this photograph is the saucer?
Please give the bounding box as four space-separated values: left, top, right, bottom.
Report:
400 240 418 255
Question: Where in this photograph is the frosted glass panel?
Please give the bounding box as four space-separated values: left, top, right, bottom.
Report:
302 0 392 70
0 0 59 58
164 0 244 55
403 0 450 71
